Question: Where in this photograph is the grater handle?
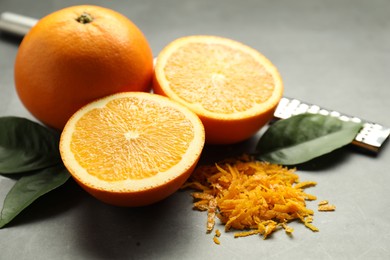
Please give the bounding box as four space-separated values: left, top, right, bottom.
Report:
0 12 38 37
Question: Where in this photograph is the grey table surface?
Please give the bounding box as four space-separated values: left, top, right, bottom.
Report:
1 0 389 259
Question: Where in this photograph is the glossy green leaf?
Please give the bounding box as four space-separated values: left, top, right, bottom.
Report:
0 117 61 173
256 114 363 165
0 165 70 228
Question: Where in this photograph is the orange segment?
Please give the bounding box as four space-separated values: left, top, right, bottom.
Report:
153 35 283 144
60 92 205 207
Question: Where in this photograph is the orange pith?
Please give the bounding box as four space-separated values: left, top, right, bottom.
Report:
153 35 283 144
60 92 205 207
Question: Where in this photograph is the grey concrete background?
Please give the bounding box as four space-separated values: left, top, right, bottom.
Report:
1 0 389 259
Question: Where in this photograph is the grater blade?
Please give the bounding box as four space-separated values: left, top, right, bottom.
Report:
273 97 390 153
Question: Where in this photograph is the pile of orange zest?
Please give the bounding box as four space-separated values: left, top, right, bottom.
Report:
182 155 319 239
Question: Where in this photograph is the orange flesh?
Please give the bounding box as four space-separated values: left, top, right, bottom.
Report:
70 96 195 182
163 42 275 114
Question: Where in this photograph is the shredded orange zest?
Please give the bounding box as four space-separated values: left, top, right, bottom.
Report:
318 200 336 211
282 223 294 235
213 229 222 245
184 155 319 239
318 200 329 206
207 198 217 233
318 204 336 211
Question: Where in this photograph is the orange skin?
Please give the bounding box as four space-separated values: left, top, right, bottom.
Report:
196 109 277 145
14 5 153 130
73 159 199 207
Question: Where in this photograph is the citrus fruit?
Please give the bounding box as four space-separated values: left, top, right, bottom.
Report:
59 92 205 207
14 5 153 130
153 35 283 144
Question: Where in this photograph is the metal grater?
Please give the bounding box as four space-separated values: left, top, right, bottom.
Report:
273 97 390 153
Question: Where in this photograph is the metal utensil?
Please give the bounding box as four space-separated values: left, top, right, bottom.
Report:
0 12 38 37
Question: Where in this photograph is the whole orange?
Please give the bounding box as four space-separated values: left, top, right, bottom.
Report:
14 5 154 130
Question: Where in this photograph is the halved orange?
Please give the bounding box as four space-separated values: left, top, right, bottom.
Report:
153 35 283 144
60 92 205 207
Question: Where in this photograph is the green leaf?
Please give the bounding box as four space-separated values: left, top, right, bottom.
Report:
0 165 70 228
0 117 62 174
256 114 363 165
